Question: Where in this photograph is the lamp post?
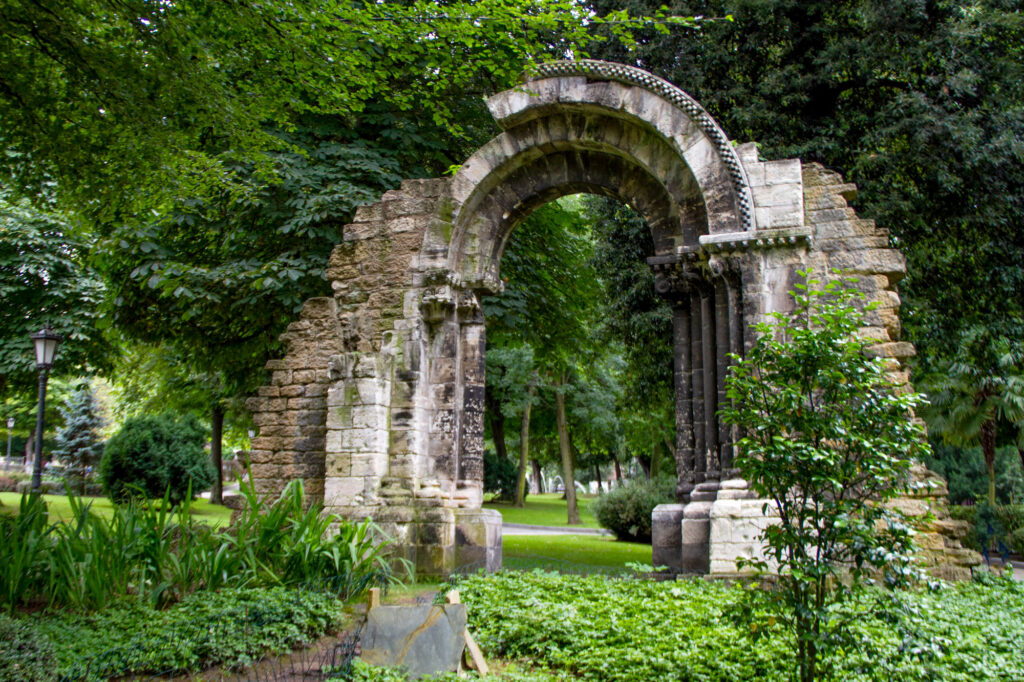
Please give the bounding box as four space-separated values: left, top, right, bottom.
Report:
30 326 61 494
4 417 12 472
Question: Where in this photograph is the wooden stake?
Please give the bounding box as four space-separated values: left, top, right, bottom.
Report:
463 630 488 675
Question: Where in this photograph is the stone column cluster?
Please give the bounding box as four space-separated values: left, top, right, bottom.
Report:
650 251 745 504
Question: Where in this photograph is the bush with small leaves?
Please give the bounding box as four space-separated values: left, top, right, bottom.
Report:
100 412 213 505
592 477 674 542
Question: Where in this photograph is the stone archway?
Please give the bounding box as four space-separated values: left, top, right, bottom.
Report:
245 60 976 579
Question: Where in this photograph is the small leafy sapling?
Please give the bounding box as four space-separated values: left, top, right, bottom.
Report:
721 271 929 682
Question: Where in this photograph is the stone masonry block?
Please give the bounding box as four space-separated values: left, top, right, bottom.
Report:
827 248 906 283
763 158 802 185
292 369 316 384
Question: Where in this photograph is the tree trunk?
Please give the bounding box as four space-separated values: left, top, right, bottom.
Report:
514 383 535 507
649 440 662 480
489 409 508 463
210 404 224 505
594 463 603 493
613 454 622 485
555 378 581 525
982 418 997 504
531 459 543 494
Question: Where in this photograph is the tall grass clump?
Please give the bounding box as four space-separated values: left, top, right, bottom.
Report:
0 480 404 612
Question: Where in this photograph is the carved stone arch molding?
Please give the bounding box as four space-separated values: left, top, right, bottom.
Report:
245 61 979 579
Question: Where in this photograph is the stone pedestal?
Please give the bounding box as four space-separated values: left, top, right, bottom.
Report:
709 480 778 576
652 504 685 572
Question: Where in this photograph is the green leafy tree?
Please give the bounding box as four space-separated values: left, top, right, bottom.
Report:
0 0 695 219
97 120 407 500
51 385 105 494
922 332 1024 505
485 201 607 524
722 273 926 682
0 189 107 398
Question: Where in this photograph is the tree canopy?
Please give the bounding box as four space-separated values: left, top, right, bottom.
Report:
0 0 694 219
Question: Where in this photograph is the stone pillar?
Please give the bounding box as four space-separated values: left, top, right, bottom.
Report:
690 289 706 480
652 503 685 573
712 278 730 481
699 289 717 479
724 268 744 477
672 303 695 502
456 293 485 509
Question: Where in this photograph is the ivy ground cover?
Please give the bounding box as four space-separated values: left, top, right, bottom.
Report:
438 571 1024 682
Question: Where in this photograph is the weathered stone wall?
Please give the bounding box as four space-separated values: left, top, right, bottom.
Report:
247 178 502 576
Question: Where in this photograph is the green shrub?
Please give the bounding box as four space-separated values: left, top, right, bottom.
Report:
100 412 213 505
995 504 1024 536
483 450 522 503
591 478 673 542
0 612 56 682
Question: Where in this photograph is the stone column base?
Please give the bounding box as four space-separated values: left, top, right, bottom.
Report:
372 506 502 578
652 504 685 573
453 508 503 574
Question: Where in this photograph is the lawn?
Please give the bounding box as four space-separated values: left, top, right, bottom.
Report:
503 533 651 573
0 492 235 527
484 492 601 528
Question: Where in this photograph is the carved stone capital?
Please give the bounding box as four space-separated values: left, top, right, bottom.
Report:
707 254 743 280
457 290 483 324
653 263 711 300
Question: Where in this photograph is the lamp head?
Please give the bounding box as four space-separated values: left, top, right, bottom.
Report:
30 326 62 369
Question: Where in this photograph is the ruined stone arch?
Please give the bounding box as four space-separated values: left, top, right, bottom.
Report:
246 60 978 580
445 59 753 291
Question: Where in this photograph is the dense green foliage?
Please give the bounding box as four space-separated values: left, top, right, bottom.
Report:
0 611 56 682
0 0 686 218
0 480 399 612
0 190 106 398
921 336 1024 504
447 571 1024 681
585 197 675 469
722 274 927 681
925 443 1024 506
100 412 213 504
31 586 346 680
949 503 1024 556
591 478 673 542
